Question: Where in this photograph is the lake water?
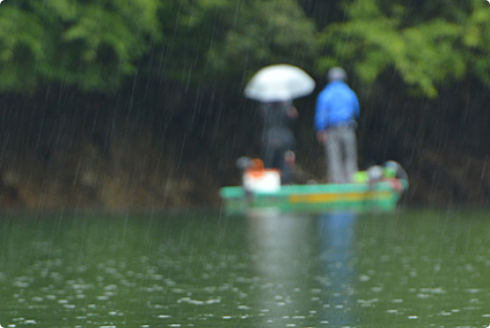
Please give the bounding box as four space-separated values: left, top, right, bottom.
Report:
1 209 490 328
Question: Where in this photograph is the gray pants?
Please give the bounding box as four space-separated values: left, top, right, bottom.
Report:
324 126 358 183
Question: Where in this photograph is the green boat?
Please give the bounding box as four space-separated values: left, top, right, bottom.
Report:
220 179 408 214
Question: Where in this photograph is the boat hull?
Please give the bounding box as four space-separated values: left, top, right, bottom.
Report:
220 180 407 214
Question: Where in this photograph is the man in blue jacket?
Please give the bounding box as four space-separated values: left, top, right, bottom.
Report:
315 67 360 183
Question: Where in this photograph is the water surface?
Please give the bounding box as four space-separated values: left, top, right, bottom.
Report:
1 209 490 328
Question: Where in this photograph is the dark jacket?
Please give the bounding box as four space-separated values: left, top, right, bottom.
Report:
261 101 296 147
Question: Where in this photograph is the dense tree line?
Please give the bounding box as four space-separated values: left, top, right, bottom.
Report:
2 0 489 95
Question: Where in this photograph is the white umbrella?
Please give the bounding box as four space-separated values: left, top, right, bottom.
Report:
244 64 315 102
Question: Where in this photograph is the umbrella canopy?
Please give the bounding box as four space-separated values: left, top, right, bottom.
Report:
244 64 315 102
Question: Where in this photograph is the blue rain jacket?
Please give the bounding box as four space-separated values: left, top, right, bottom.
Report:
314 81 360 131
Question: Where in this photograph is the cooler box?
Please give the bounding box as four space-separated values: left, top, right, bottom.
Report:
243 169 281 193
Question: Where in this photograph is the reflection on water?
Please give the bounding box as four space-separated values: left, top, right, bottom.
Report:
1 210 490 327
319 211 357 327
247 212 317 327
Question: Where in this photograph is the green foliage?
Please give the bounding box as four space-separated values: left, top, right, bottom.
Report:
0 6 45 91
461 0 490 86
60 5 144 89
145 0 318 89
1 0 490 99
206 0 318 80
0 0 161 92
318 0 467 97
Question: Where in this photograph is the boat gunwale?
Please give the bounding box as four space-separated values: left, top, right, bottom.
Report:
220 179 408 199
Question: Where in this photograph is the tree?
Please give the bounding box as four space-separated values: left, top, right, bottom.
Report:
142 0 318 90
314 0 490 98
316 0 468 97
0 0 161 92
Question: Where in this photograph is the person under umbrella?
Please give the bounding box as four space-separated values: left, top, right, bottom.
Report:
260 91 298 184
244 64 315 185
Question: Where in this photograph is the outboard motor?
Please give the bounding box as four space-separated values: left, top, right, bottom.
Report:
384 161 409 186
